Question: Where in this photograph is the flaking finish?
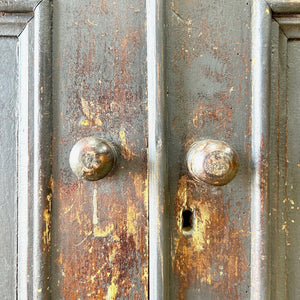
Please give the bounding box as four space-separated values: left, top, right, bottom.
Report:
51 0 148 298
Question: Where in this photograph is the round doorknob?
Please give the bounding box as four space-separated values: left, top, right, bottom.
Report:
69 137 117 181
187 140 239 186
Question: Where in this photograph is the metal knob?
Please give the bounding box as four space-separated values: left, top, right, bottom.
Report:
187 140 239 186
69 137 117 181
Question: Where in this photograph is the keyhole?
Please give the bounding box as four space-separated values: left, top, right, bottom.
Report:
182 209 194 234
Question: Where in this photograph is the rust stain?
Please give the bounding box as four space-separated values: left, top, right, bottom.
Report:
43 176 53 247
56 174 148 299
192 94 233 133
119 130 138 160
173 175 249 299
80 97 103 126
93 223 114 238
166 1 251 298
53 1 148 298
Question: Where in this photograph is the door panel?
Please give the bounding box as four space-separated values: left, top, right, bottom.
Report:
0 36 18 300
1 0 300 299
0 3 51 299
270 12 300 299
285 41 300 300
51 0 148 298
165 1 251 298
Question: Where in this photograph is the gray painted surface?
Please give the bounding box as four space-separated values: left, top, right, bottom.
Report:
166 0 252 298
147 0 169 299
269 9 300 300
270 19 288 300
0 1 52 299
50 0 148 298
0 37 18 300
251 0 271 298
1 0 300 299
286 40 300 300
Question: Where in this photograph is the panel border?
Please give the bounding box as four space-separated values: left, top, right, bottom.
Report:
252 0 300 299
146 0 169 299
0 1 52 298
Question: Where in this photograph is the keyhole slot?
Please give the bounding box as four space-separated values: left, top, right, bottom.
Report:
182 208 194 234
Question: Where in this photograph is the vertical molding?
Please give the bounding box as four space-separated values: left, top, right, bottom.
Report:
18 24 29 300
32 1 52 298
10 1 52 298
251 0 271 299
147 0 169 299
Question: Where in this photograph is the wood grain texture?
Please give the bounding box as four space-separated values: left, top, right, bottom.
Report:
51 0 148 298
166 0 251 298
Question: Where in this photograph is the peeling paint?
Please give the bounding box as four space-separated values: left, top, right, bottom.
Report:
172 175 249 299
43 176 53 247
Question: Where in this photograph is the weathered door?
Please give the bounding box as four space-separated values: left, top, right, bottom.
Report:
0 0 299 299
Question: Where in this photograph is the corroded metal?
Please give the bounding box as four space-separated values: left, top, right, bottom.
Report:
187 140 239 186
69 137 117 181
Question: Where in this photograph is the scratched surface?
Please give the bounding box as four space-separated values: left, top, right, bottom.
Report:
166 0 251 298
50 0 148 298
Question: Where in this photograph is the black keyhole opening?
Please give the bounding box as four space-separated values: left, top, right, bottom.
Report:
182 209 194 233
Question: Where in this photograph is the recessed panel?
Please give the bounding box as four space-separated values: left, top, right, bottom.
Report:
0 36 18 300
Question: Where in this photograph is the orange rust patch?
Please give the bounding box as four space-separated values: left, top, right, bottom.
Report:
192 94 233 133
80 97 103 126
53 1 148 298
43 176 53 247
55 170 148 299
119 130 138 160
172 175 249 299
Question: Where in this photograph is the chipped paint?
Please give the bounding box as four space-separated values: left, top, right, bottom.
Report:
106 281 118 300
92 187 98 225
51 1 148 298
119 130 138 160
94 224 114 237
172 175 249 299
43 176 53 246
80 97 103 126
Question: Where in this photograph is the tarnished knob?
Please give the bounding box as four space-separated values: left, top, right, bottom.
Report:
69 137 117 181
187 140 239 186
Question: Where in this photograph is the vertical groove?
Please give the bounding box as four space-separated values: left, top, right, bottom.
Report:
251 0 271 299
147 0 168 299
18 25 29 300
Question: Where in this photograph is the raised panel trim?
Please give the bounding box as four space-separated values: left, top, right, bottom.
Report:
147 0 169 299
268 0 300 13
252 0 300 299
0 1 52 298
0 12 33 36
273 14 300 38
0 0 41 12
251 1 271 299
